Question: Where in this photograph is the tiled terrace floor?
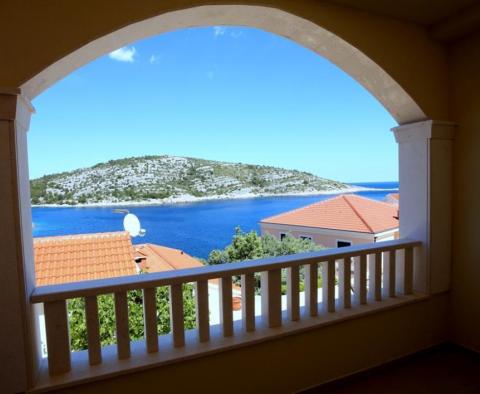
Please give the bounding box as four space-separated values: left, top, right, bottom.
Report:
302 343 480 394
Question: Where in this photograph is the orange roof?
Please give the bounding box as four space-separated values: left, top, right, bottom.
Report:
134 244 203 273
34 232 137 286
134 244 242 296
387 193 399 201
261 194 399 234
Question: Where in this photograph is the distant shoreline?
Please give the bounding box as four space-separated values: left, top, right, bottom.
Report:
31 185 398 208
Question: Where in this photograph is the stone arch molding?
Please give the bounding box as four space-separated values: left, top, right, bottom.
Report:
21 5 425 124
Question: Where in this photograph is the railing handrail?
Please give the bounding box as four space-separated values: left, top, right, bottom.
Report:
30 238 421 303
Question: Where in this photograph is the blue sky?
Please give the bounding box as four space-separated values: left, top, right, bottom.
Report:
28 26 397 183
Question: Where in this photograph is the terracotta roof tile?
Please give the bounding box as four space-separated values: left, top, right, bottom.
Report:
386 193 400 205
134 244 203 272
34 231 137 286
134 245 242 294
261 194 399 234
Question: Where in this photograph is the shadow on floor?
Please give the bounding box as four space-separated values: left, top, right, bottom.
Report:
300 343 480 394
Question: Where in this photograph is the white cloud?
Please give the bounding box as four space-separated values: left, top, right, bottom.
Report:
149 54 160 64
213 26 226 37
108 46 136 62
206 71 215 79
230 30 243 39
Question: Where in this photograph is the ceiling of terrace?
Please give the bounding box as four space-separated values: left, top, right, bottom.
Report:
326 0 480 41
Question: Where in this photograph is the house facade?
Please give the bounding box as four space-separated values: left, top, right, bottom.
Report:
260 195 399 248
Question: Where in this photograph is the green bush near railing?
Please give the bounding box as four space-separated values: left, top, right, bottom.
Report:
68 284 196 352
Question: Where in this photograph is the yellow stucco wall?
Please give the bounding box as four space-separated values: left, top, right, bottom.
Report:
55 295 447 394
449 31 480 352
0 1 470 390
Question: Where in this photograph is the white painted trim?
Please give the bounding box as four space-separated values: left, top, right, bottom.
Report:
392 120 455 143
0 92 38 392
392 120 456 294
261 222 377 241
373 228 399 239
31 239 421 303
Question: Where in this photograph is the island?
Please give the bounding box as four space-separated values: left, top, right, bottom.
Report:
30 155 356 206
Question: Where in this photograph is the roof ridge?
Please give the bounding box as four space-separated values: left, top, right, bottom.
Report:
34 231 129 242
342 195 374 233
349 193 399 208
147 244 175 267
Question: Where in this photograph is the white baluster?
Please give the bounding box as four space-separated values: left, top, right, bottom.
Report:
241 273 255 332
368 253 382 301
143 287 158 353
261 269 282 328
85 296 102 364
339 258 352 309
220 277 233 336
169 284 185 347
114 292 130 359
354 255 367 304
305 263 318 316
195 280 210 342
382 250 396 297
286 266 300 321
44 300 71 375
322 259 335 312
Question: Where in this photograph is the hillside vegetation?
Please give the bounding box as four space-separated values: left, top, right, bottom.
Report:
30 155 351 205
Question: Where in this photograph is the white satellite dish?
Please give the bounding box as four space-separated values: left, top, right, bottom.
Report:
123 213 146 237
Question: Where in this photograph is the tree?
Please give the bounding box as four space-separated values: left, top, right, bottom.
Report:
206 228 324 294
68 284 196 352
206 249 230 265
227 227 264 261
207 227 323 264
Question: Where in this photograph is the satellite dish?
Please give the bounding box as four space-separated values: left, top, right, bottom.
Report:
123 213 146 237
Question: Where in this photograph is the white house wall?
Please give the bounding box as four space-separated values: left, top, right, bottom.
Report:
260 223 376 248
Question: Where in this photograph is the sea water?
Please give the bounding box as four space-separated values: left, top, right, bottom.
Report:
32 182 398 259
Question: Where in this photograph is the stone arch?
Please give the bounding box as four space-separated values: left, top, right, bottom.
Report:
21 5 425 124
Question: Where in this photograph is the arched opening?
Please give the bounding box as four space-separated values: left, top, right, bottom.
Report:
29 20 404 358
21 5 425 124
0 4 455 392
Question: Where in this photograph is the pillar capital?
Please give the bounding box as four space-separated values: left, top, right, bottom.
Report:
0 88 35 132
392 120 455 143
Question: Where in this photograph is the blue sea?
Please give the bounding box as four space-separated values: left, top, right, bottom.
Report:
32 182 398 259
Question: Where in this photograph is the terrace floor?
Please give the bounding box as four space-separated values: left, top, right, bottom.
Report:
302 343 480 394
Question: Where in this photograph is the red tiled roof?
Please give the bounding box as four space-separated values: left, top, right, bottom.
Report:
261 194 399 234
135 244 242 294
34 232 136 286
134 244 203 273
387 193 399 201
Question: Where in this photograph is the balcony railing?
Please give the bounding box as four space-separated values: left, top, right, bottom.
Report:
30 238 422 388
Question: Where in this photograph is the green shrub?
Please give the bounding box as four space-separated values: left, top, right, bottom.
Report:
68 284 196 352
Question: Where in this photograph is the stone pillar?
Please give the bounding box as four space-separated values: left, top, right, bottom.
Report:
0 89 39 391
392 120 455 294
